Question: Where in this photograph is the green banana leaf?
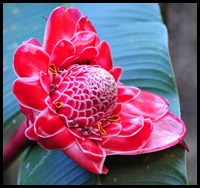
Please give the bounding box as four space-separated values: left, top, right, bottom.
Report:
3 3 188 185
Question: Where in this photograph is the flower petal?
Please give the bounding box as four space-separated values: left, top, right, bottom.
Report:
96 41 113 71
117 84 140 103
13 77 47 111
23 38 42 46
102 122 122 138
119 113 144 137
141 112 187 153
109 67 122 82
122 90 169 121
43 6 82 54
34 107 66 138
75 16 97 34
50 39 75 68
79 46 99 61
71 31 98 56
25 124 40 141
100 118 152 155
63 138 108 174
38 128 76 150
13 43 50 77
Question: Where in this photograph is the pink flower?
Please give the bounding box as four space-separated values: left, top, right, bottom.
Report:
12 6 187 174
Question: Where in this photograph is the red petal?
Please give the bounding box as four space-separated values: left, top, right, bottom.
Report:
78 47 99 61
141 112 187 153
122 90 169 121
37 128 76 150
13 77 47 111
50 39 75 68
96 41 113 71
117 84 140 103
100 119 152 155
71 31 98 56
43 6 82 54
25 125 40 141
119 113 144 137
63 139 108 174
23 38 42 46
40 72 51 94
75 16 97 34
34 107 66 137
109 67 122 82
13 43 50 77
102 122 122 138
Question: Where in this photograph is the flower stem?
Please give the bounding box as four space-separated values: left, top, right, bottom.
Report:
3 120 32 171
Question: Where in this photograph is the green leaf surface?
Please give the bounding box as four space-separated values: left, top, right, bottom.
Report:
3 3 187 185
19 145 95 185
3 3 64 129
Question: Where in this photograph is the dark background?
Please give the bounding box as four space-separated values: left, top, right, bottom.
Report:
160 3 197 185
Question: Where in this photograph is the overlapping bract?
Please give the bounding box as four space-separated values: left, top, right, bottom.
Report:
12 6 187 174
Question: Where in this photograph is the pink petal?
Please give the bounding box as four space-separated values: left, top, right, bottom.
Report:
23 38 42 46
102 122 122 138
75 16 97 34
13 43 50 77
63 138 108 174
13 77 47 111
140 112 187 153
37 128 76 150
50 39 75 68
78 46 99 61
117 84 140 103
109 67 122 82
34 107 66 138
43 6 82 54
119 113 144 137
112 102 123 115
100 119 152 155
40 72 51 94
122 90 169 121
25 124 40 141
95 41 113 71
71 31 98 56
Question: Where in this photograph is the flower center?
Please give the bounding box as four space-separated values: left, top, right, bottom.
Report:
48 64 118 136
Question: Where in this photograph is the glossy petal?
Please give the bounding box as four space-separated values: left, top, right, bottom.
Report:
96 41 113 71
102 122 122 138
75 16 97 34
43 6 82 54
38 128 76 150
13 43 50 77
100 119 152 155
13 77 47 111
34 108 66 138
23 38 42 46
122 90 169 121
140 112 187 153
117 84 140 103
109 67 122 82
25 125 40 141
119 113 144 137
71 31 98 56
63 138 108 174
50 39 75 68
78 47 99 61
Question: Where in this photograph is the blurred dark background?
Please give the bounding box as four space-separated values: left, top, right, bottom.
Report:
3 3 197 185
160 3 197 185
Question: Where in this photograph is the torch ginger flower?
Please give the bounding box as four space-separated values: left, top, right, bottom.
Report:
10 6 188 174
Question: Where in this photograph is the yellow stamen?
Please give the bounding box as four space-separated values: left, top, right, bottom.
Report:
97 123 106 135
48 64 58 75
55 101 63 109
107 114 120 122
